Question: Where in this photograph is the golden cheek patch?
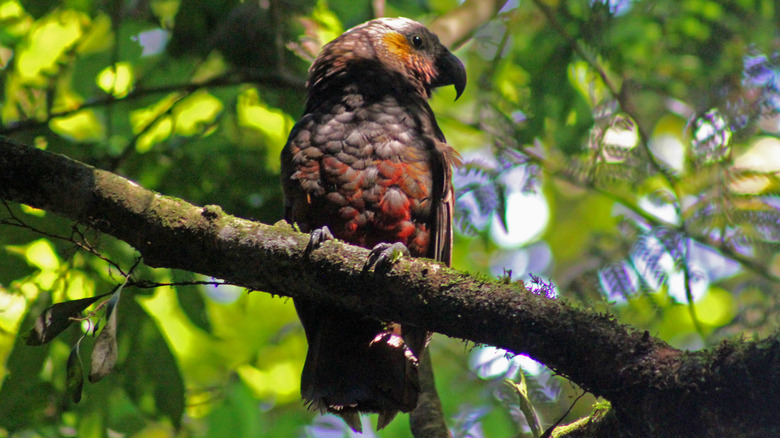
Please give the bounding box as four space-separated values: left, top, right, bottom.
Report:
382 32 411 58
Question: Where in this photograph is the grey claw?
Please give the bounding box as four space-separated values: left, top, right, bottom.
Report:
364 242 410 273
305 226 334 254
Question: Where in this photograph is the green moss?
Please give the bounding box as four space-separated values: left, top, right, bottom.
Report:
551 400 611 438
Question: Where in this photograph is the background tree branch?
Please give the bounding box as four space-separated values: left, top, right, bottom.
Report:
2 137 779 437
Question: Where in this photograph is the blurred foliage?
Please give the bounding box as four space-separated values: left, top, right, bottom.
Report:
1 0 779 436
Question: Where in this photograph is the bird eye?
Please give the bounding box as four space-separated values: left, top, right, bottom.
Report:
412 35 423 48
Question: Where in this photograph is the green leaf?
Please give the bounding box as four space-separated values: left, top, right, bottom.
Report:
174 274 212 333
203 379 263 438
66 339 84 403
89 290 121 382
122 298 185 428
26 293 109 346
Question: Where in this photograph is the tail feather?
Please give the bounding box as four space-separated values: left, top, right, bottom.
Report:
295 298 424 430
337 410 363 433
377 410 399 430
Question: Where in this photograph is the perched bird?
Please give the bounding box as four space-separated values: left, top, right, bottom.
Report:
280 17 465 431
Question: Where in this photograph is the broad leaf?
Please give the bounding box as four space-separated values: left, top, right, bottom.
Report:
27 293 110 346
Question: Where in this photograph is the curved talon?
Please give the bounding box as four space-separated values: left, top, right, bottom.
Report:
364 242 410 273
370 331 420 366
305 226 334 254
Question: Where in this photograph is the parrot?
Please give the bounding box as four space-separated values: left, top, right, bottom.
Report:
280 16 466 431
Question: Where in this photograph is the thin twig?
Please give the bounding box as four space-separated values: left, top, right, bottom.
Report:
129 280 231 289
106 91 189 171
1 201 126 275
0 71 304 136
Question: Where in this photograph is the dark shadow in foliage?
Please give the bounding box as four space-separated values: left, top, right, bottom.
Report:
168 0 314 71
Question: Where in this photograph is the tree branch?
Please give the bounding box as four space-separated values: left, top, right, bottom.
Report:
430 0 509 48
1 139 778 436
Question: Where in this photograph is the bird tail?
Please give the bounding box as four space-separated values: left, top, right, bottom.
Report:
294 298 425 431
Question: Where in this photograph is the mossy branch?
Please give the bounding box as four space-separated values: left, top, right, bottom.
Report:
1 139 779 437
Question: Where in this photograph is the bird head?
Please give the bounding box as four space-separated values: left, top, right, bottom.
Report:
308 17 467 100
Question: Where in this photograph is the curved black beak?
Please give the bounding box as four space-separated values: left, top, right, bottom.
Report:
433 50 467 100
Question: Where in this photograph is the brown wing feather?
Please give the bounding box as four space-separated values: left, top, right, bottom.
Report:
429 135 460 266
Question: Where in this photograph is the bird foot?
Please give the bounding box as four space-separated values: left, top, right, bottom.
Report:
364 242 410 274
305 226 334 254
369 331 420 367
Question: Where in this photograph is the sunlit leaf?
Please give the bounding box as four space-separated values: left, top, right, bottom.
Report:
19 204 45 217
496 62 528 104
96 62 134 97
15 10 86 85
236 362 299 400
733 137 780 173
129 94 181 152
568 59 615 108
236 88 294 172
64 270 95 301
696 287 735 327
150 0 179 28
0 287 27 337
310 2 343 48
50 109 105 143
0 1 24 20
130 93 181 132
76 13 112 54
0 1 31 40
192 51 228 83
23 239 59 271
173 90 223 136
136 117 173 153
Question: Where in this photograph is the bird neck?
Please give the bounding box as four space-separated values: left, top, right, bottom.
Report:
307 61 428 108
